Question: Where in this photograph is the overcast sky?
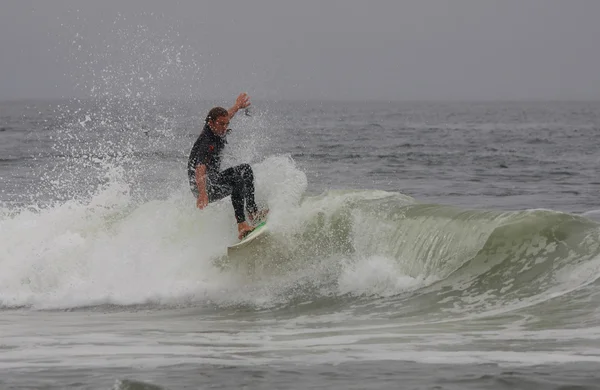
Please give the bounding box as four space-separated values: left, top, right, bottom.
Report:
2 0 600 101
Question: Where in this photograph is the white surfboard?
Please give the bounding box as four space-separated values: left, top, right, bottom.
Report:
227 221 269 251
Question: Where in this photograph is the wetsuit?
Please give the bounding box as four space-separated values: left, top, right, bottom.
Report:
187 124 258 223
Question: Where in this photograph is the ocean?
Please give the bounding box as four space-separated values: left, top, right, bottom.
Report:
1 98 600 389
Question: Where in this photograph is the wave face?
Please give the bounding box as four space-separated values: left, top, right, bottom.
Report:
2 156 599 331
225 187 600 322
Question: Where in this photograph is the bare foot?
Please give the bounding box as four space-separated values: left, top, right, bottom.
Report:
249 209 269 225
237 221 254 240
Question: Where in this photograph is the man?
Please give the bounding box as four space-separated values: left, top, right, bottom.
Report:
188 93 266 239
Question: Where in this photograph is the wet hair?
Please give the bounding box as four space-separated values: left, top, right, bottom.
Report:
205 107 229 123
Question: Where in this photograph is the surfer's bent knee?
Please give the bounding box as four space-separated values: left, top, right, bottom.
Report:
238 163 253 179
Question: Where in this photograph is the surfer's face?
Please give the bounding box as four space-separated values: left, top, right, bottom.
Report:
209 116 230 136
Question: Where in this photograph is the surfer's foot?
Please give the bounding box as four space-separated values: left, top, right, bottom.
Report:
249 208 269 225
237 221 254 240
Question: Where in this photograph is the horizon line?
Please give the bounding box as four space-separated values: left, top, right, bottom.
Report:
2 96 600 104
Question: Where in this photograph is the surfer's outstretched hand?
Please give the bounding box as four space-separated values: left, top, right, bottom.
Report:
235 93 251 111
196 193 209 209
228 93 251 119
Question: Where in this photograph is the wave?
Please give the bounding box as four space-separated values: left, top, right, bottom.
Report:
223 189 600 315
1 156 599 317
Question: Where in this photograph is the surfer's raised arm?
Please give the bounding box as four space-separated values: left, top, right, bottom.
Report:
227 92 251 120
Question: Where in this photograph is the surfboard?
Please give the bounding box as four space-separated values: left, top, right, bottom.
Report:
227 221 268 250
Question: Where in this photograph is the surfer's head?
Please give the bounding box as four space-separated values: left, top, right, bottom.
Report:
206 107 230 136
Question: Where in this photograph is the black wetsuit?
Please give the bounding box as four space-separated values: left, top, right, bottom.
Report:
187 124 258 223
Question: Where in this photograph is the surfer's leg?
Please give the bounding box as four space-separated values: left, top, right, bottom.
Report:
234 163 258 215
231 164 268 224
215 168 254 239
215 167 247 223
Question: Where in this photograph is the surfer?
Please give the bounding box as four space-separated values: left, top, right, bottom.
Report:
188 93 267 240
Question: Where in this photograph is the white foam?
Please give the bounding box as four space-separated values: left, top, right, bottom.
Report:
0 155 308 309
337 255 422 297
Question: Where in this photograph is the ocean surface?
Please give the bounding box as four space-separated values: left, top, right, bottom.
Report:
1 98 600 390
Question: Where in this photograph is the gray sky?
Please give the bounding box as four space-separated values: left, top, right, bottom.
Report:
2 0 600 101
